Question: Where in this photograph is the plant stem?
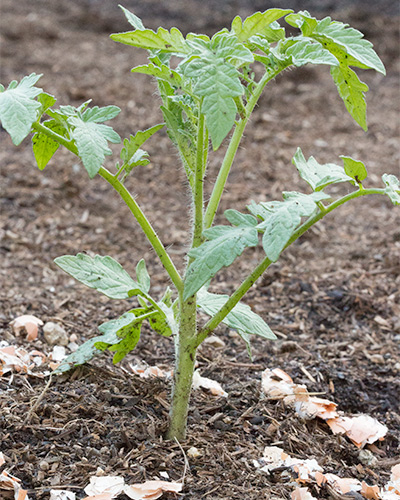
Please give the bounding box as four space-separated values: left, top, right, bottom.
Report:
193 112 205 249
31 122 183 293
167 294 198 440
99 167 183 293
203 64 288 229
196 187 387 344
32 121 79 155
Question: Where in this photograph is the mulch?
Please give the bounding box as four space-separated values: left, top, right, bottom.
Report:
0 1 399 498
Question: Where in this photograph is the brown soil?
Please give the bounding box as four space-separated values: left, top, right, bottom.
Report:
0 1 399 499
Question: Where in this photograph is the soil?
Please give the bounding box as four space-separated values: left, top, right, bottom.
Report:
0 1 399 499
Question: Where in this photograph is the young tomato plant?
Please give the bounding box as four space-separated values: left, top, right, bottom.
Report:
1 8 399 440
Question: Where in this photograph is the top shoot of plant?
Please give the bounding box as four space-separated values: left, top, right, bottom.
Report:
1 6 398 440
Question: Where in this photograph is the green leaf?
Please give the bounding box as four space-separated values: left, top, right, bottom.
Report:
82 105 121 123
286 11 385 74
55 311 143 372
314 19 386 74
0 73 42 145
111 27 188 53
282 38 339 66
250 191 329 262
330 64 369 131
119 5 145 30
148 303 176 337
184 225 259 299
131 63 182 87
121 123 164 164
37 92 57 114
231 9 293 42
54 253 139 299
197 288 276 340
340 155 367 183
136 259 150 294
182 33 253 149
224 209 257 227
97 312 142 363
382 174 400 205
292 148 353 191
68 117 121 178
32 119 65 170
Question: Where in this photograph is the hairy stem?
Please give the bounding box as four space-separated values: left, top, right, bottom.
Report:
31 122 183 292
193 112 205 249
196 187 387 345
167 295 198 440
204 64 288 229
99 167 183 292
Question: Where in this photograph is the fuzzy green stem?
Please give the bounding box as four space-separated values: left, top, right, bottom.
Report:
31 122 183 293
32 121 79 155
193 112 205 249
204 64 287 229
196 187 388 345
99 167 183 292
167 295 198 440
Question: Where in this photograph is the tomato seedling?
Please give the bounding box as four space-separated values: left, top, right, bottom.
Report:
1 7 399 440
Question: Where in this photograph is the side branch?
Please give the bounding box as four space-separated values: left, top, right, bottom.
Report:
99 167 184 292
31 122 183 292
196 187 388 345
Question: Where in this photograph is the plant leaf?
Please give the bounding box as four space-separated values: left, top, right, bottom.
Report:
330 64 369 131
250 191 329 262
81 105 121 123
54 253 139 299
340 155 367 183
286 12 385 74
184 225 259 299
292 148 353 191
121 123 164 164
197 288 276 340
68 117 121 178
0 73 42 145
119 5 145 30
131 63 182 87
382 174 400 205
54 311 142 372
97 312 143 363
224 209 258 227
32 119 65 170
37 92 57 114
282 38 339 66
183 34 250 149
136 259 150 294
231 9 293 42
111 27 188 53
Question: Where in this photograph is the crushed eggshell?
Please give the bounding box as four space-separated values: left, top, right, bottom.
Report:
84 476 125 498
360 481 381 500
0 469 30 500
323 473 361 494
129 363 173 379
326 415 388 448
50 490 76 500
0 344 46 377
291 487 318 500
192 370 227 397
261 367 387 448
10 315 43 341
187 447 202 459
124 480 183 500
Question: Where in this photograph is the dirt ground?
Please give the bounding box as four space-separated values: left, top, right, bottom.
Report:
0 1 399 498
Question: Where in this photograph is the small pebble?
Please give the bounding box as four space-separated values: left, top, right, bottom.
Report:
43 322 69 346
